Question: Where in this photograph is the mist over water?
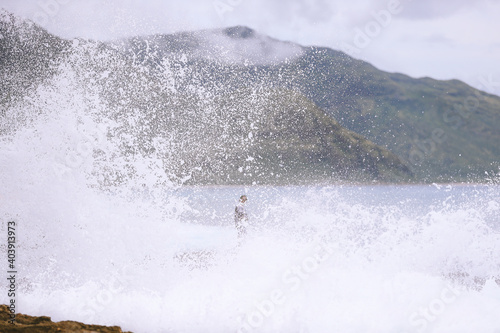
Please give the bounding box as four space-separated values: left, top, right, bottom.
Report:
1 21 500 333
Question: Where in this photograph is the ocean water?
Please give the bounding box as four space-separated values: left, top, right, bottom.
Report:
1 35 500 333
1 154 500 333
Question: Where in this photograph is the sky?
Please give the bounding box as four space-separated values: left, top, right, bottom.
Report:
1 0 500 95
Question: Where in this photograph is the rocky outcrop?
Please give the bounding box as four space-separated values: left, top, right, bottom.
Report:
0 304 132 333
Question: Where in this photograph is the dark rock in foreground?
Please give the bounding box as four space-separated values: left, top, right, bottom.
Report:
0 304 132 333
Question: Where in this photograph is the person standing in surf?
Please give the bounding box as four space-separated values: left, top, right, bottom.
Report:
235 195 248 237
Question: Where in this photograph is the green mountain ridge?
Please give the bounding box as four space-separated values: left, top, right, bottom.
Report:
113 25 500 182
0 11 413 185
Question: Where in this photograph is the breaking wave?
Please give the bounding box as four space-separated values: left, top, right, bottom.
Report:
1 21 500 333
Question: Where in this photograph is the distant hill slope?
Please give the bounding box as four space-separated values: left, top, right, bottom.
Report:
0 11 69 109
114 25 500 182
287 48 500 181
0 12 412 185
